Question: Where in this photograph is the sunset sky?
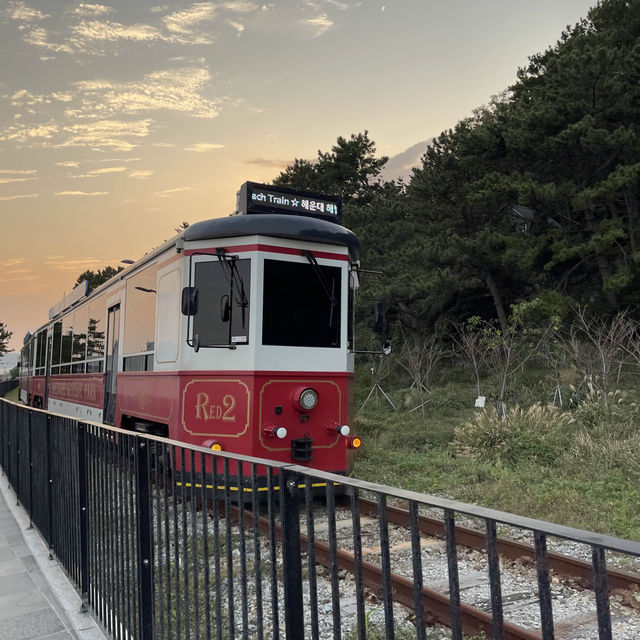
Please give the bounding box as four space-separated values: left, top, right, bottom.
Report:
1 0 595 353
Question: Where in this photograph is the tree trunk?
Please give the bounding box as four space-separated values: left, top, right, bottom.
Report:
485 272 509 335
584 209 618 309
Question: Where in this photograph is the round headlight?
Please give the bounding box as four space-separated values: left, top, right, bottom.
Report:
298 388 318 411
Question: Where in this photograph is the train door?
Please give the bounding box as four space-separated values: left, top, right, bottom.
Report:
103 304 120 425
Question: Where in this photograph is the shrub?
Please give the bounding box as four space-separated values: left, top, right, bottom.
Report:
453 404 569 466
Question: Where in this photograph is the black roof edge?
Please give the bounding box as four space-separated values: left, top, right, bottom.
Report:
184 214 360 261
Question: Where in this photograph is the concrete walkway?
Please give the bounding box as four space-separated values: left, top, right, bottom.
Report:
0 478 108 640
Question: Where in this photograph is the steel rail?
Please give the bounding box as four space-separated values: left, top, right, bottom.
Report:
223 504 543 640
357 498 640 593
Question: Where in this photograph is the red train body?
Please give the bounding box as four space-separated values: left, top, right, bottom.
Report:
19 183 362 481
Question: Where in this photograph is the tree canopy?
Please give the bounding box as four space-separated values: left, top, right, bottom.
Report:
75 266 124 291
274 0 640 338
0 323 12 356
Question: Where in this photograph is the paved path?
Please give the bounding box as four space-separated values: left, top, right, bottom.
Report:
0 479 107 640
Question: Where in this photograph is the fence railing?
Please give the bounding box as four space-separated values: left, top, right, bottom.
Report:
1 398 639 640
0 379 18 397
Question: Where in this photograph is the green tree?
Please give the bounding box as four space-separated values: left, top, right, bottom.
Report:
75 266 124 291
0 323 12 356
273 131 388 205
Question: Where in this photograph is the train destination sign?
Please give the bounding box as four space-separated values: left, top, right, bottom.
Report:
236 181 342 224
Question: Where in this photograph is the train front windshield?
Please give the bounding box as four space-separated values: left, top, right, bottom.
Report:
262 259 342 348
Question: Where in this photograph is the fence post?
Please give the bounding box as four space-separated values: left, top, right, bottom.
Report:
77 423 89 610
46 414 53 558
280 469 304 640
135 437 154 640
27 410 33 529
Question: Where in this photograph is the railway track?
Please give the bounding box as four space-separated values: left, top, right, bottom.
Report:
219 494 640 639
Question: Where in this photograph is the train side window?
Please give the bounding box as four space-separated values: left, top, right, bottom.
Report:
73 305 88 362
51 321 62 367
123 263 158 355
87 296 106 362
61 314 73 365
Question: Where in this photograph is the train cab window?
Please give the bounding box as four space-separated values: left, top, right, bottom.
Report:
262 259 342 348
192 259 251 346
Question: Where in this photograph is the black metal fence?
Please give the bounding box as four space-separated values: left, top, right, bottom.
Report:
0 379 18 397
1 398 640 640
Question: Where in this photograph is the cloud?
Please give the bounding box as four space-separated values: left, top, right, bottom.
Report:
129 170 154 179
57 119 153 151
304 13 334 37
185 142 225 152
72 166 127 178
226 19 245 36
155 186 193 197
23 27 74 53
0 169 37 174
152 142 176 148
45 257 110 271
72 4 114 18
71 19 163 47
162 3 217 44
54 190 109 196
0 176 37 184
69 67 223 119
0 193 38 200
0 259 27 268
98 157 141 162
245 157 289 168
220 1 259 12
5 1 48 21
56 161 79 167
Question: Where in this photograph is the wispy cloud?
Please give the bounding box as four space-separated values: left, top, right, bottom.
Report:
304 13 334 37
45 256 110 271
54 190 109 196
0 176 37 184
72 4 114 18
56 161 79 167
0 193 38 200
245 157 289 168
185 142 225 152
5 1 48 21
162 3 217 44
0 169 37 174
129 170 154 179
65 67 222 120
155 186 192 197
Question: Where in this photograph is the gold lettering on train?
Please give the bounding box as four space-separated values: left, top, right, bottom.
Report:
194 392 237 422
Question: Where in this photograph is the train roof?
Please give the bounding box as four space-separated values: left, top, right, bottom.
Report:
184 213 360 261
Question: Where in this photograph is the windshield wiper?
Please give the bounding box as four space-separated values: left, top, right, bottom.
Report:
302 250 338 328
216 248 249 327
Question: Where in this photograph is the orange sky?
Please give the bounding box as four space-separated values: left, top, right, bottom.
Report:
0 0 596 352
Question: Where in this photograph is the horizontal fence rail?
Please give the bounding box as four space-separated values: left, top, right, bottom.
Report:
1 398 640 640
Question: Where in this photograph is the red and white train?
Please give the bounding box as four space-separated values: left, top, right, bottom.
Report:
19 182 362 479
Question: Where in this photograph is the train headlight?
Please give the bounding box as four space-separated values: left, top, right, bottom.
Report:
298 388 318 411
265 426 288 439
328 424 351 437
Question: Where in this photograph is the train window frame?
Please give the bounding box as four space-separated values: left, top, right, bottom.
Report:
261 256 343 349
186 252 251 350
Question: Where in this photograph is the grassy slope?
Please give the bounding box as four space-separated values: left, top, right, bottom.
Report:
352 375 640 542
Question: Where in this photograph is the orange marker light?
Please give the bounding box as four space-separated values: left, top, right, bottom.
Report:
347 436 362 450
210 442 223 451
